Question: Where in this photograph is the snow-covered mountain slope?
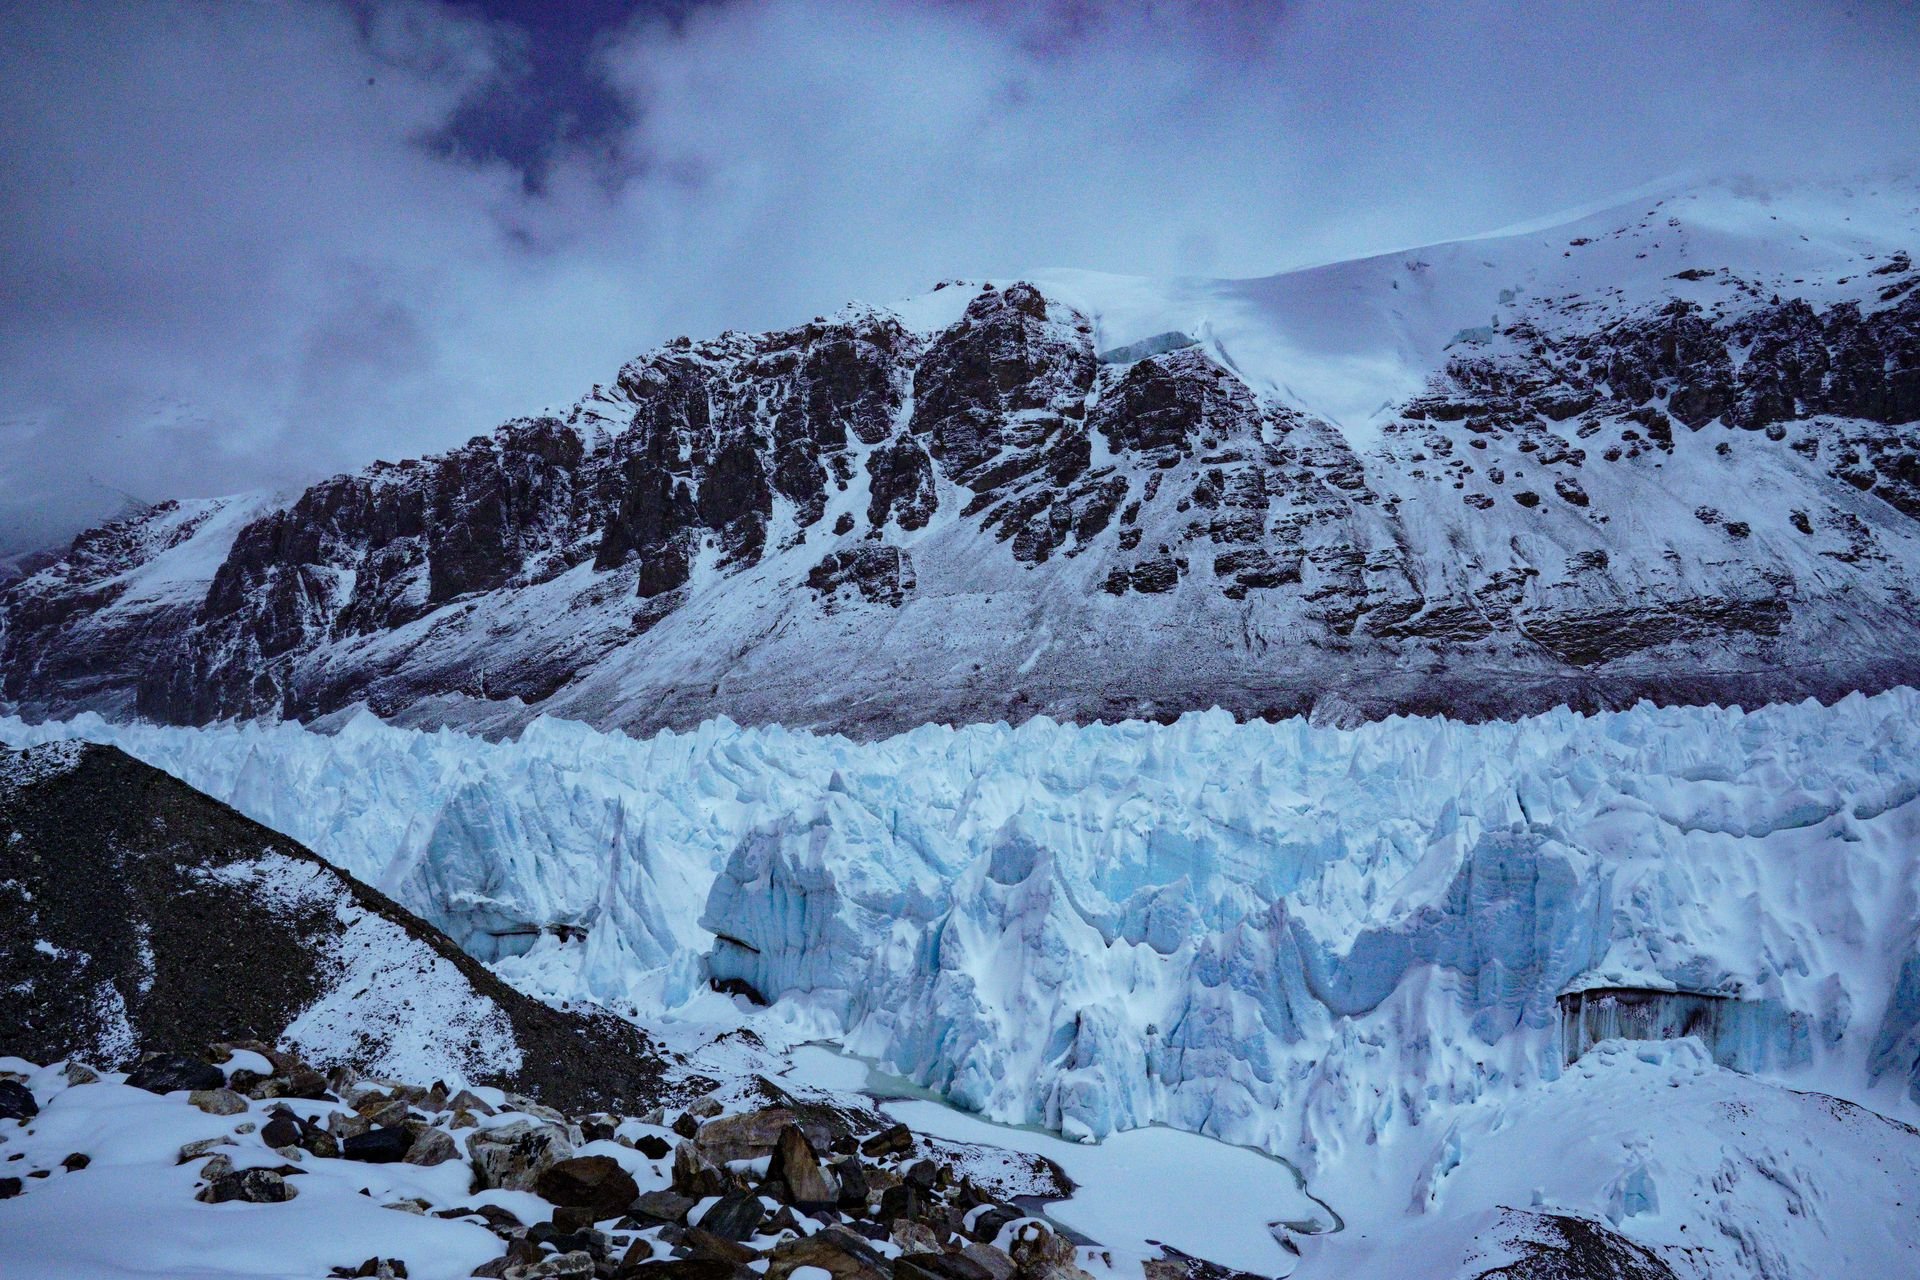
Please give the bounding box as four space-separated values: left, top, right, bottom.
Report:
8 687 1920 1270
4 177 1919 736
0 739 675 1113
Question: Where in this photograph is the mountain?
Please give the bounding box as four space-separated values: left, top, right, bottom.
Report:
3 177 1919 736
0 739 675 1113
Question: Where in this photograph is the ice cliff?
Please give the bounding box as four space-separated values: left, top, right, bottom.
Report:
6 688 1920 1176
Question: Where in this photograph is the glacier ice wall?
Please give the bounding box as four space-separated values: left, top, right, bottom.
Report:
6 690 1920 1168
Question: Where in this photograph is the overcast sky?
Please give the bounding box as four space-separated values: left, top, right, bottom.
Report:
3 0 1917 553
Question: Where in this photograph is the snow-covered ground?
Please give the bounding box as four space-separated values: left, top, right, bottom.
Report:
7 688 1920 1275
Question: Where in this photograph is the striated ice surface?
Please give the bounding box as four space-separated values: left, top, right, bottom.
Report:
6 690 1920 1172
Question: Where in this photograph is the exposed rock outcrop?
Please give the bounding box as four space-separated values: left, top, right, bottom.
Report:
0 741 673 1113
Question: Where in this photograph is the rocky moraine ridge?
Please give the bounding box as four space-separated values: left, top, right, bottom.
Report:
4 187 1920 735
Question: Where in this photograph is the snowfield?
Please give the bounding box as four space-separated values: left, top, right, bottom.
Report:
7 689 1920 1276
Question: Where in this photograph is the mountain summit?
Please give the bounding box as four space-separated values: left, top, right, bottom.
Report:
4 178 1918 736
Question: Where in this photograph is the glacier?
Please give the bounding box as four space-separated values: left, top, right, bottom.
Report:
6 691 1920 1177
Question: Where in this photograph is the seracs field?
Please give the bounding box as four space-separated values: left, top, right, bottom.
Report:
9 683 1920 1275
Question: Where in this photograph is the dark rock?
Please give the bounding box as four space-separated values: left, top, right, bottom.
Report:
0 1080 38 1121
878 1182 925 1225
764 1227 893 1280
966 1205 1021 1244
896 1252 995 1280
342 1126 414 1163
635 1134 672 1160
694 1109 801 1163
683 1227 762 1265
806 546 915 609
671 1141 733 1198
0 1177 21 1199
261 1113 303 1149
549 1204 597 1234
0 746 675 1118
535 1155 641 1222
697 1190 766 1242
867 439 939 531
859 1124 913 1158
125 1053 226 1095
832 1155 869 1210
765 1124 838 1209
620 1261 744 1280
60 1152 89 1171
629 1190 699 1225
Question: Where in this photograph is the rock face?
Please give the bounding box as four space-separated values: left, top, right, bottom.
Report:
0 741 672 1112
4 182 1920 736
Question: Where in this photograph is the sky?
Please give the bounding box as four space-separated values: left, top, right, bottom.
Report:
2 0 1917 555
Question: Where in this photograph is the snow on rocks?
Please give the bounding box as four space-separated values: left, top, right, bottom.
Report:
0 1045 1123 1280
0 740 674 1114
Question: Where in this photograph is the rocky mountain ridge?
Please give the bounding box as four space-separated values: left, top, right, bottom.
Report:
4 179 1919 736
0 741 674 1114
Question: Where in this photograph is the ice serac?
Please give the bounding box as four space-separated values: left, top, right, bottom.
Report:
9 688 1920 1162
5 179 1920 735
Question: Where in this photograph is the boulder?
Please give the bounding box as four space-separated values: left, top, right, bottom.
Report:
961 1244 1017 1280
620 1262 744 1280
504 1250 594 1279
125 1053 225 1094
0 1079 38 1121
693 1107 798 1163
765 1227 894 1280
446 1089 496 1117
260 1113 303 1149
188 1088 248 1116
534 1155 640 1222
833 1155 870 1210
859 1124 913 1158
897 1253 996 1280
697 1190 767 1241
671 1140 734 1198
635 1133 672 1160
199 1168 297 1204
404 1126 460 1167
765 1124 839 1209
343 1126 414 1163
966 1204 1021 1243
1007 1222 1092 1280
176 1137 235 1164
879 1182 926 1224
892 1221 946 1254
629 1189 698 1226
682 1227 761 1265
470 1118 576 1192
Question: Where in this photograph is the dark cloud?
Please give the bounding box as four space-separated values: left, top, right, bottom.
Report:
2 0 1916 552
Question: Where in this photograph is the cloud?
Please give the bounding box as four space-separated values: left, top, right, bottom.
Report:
2 0 1915 552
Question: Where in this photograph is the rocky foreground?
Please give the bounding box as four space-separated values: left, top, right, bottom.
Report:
0 1040 1683 1280
0 1040 1151 1280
